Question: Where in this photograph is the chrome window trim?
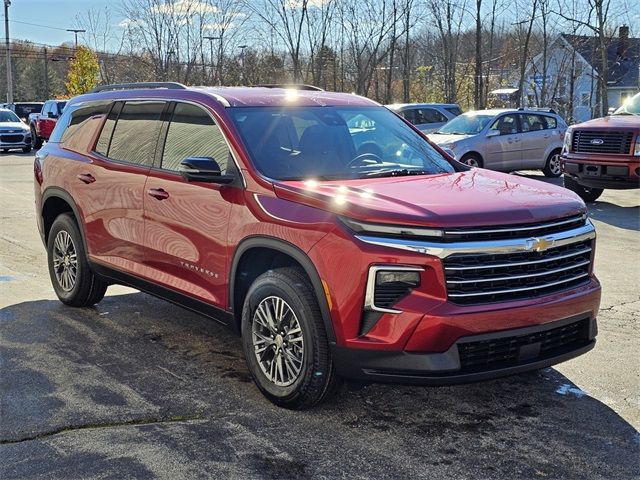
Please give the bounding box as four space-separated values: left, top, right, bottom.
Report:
355 221 596 259
444 214 586 236
364 265 424 314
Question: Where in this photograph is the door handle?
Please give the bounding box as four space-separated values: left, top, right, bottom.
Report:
147 188 170 200
77 173 96 184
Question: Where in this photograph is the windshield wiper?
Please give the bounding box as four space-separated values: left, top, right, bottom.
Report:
363 168 431 179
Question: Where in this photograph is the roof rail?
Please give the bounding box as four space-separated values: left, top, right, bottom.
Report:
518 106 557 114
256 84 324 91
90 82 187 93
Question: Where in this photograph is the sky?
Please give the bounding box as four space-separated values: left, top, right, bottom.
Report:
4 0 124 48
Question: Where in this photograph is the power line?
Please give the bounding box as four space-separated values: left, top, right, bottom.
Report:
2 17 71 32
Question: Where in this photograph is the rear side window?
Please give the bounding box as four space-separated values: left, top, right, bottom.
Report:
421 108 447 123
102 101 165 166
161 102 230 173
445 106 462 116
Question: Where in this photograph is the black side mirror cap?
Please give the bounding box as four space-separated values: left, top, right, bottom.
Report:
179 157 235 184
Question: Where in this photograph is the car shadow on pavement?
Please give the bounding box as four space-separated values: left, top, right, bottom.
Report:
588 201 640 231
1 293 638 479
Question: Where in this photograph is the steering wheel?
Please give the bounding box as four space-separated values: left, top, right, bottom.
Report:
347 152 383 167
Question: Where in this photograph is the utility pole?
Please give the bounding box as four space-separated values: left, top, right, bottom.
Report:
4 0 13 104
66 29 85 49
203 36 220 84
43 47 49 99
239 45 248 86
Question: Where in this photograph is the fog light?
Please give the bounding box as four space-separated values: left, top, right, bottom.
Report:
376 271 420 287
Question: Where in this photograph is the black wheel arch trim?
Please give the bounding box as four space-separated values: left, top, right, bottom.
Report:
41 187 88 252
229 236 336 343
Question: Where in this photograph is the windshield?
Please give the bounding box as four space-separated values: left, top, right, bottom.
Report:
229 106 455 181
436 113 494 135
614 93 639 115
0 110 22 123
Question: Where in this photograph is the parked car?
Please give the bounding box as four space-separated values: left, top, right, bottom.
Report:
387 103 462 133
1 102 43 122
29 99 67 149
428 108 567 177
0 108 32 153
562 92 640 202
34 83 600 409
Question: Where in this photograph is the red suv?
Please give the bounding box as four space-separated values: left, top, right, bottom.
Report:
34 83 601 409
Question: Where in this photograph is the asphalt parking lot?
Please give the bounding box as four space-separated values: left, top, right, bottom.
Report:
1 151 638 479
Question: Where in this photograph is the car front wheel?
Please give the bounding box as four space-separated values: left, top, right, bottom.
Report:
241 267 341 409
460 153 483 168
47 213 108 307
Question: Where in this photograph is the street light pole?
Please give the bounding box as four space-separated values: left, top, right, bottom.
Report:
66 29 86 49
238 45 248 86
4 0 13 104
203 36 220 85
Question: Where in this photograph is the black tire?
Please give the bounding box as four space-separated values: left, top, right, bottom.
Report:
31 127 43 149
47 213 108 307
461 153 483 168
563 176 603 203
22 146 32 153
241 267 341 409
542 150 562 177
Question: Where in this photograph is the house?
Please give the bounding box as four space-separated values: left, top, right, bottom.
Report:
523 26 639 123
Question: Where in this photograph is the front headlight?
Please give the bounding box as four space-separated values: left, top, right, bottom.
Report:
634 136 640 156
562 131 572 154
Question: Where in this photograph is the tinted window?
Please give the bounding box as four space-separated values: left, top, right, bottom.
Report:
422 108 447 123
445 106 462 116
48 101 111 147
161 103 230 173
107 101 165 166
230 106 454 181
94 102 121 156
490 114 519 135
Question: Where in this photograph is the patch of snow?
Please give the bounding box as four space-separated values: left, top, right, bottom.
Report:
555 383 586 398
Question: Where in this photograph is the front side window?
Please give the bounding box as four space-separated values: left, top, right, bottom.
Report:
490 114 519 135
422 108 447 123
229 106 454 181
161 103 230 173
106 101 165 166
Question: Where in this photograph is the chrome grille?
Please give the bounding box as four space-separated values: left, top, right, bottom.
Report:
572 130 633 155
444 239 593 305
444 215 586 242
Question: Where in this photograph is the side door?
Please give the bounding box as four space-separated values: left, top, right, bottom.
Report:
518 113 548 168
484 114 523 171
38 102 54 138
81 100 166 273
142 101 236 308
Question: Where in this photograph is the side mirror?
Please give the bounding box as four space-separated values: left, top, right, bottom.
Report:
486 129 500 138
179 157 234 184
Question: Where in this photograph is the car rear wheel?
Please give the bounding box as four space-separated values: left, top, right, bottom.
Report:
47 213 108 307
563 176 603 202
543 150 562 177
461 153 483 168
241 267 341 409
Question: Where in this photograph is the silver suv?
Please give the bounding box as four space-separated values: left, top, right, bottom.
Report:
387 103 462 133
427 108 567 177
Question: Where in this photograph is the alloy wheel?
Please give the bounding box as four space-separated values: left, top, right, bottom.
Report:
252 295 304 387
52 230 78 292
465 157 479 167
549 154 561 175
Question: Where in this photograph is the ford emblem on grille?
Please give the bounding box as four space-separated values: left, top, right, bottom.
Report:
590 138 604 145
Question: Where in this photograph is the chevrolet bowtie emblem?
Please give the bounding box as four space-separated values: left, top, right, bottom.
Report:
527 237 553 252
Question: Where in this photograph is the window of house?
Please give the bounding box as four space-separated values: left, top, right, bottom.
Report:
580 92 590 107
161 102 230 173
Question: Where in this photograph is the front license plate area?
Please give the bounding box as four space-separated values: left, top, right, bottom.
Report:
584 165 601 177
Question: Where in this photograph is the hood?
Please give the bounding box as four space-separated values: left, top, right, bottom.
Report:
0 121 27 131
426 133 475 145
572 115 640 130
273 170 586 228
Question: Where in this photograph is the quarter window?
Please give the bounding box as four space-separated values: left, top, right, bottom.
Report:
106 101 165 166
161 103 230 173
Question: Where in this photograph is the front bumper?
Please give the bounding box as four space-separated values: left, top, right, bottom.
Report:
0 134 31 149
562 155 640 189
332 315 596 385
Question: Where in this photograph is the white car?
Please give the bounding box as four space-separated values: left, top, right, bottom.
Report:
0 108 32 153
